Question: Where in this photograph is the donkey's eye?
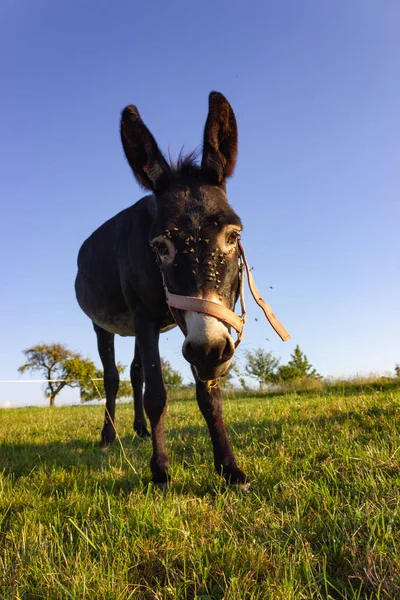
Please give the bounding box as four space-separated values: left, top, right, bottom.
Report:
151 236 176 264
226 231 240 245
153 242 169 257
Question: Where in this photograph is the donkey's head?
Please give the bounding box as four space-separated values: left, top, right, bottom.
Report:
120 92 242 382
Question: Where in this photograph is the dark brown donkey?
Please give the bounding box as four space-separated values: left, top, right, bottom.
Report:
75 92 248 488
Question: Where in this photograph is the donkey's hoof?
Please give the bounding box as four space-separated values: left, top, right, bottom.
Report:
154 481 169 492
100 439 114 450
231 481 251 492
134 424 151 439
100 436 116 446
100 427 116 447
222 466 248 487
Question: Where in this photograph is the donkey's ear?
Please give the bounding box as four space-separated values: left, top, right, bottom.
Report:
201 92 238 184
120 105 173 193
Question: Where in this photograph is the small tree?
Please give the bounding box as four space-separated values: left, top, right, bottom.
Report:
161 358 183 386
18 343 99 406
80 363 132 402
277 345 320 381
239 376 250 391
244 348 280 390
395 364 400 378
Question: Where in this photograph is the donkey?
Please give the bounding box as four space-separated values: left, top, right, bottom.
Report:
75 92 248 488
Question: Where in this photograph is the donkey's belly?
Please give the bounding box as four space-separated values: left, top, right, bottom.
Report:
75 272 177 336
75 274 133 336
92 311 136 337
91 313 177 337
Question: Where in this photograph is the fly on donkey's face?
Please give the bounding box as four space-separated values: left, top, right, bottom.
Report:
120 93 242 382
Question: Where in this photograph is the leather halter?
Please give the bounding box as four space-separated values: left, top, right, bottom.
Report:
163 240 290 347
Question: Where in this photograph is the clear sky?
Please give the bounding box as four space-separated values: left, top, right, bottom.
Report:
1 1 399 407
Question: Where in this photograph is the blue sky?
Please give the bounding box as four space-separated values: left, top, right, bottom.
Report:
1 1 399 407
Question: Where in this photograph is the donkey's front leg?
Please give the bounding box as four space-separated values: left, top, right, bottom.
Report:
135 314 169 488
194 373 247 486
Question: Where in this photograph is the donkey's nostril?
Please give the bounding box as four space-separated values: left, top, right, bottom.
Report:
183 340 195 363
183 336 233 368
221 336 234 362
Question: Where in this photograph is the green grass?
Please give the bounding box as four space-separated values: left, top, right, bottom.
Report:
1 390 400 599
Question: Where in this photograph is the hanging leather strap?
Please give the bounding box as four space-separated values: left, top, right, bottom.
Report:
163 241 290 345
238 241 290 342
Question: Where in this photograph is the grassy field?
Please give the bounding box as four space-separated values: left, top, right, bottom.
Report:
1 386 400 599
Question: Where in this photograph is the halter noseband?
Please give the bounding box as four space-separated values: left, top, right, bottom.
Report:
162 241 290 347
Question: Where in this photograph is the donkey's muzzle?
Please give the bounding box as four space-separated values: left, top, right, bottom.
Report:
182 324 234 382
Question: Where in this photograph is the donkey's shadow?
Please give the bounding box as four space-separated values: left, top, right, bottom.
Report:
2 404 394 497
1 416 258 497
0 434 149 493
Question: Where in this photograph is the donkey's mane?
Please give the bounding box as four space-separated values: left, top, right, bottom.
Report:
169 149 202 178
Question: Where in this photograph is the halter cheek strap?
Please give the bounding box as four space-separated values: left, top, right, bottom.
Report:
162 241 290 347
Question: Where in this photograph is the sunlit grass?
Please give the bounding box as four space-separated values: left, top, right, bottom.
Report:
1 389 400 598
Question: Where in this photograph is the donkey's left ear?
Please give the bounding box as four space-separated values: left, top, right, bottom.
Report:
120 105 173 193
201 92 238 184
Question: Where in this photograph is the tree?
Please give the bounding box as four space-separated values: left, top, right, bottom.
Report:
239 376 250 392
244 348 280 390
80 363 132 402
161 358 183 386
18 343 99 406
395 364 400 378
277 345 320 381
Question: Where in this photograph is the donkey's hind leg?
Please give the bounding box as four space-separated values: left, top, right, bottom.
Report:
131 340 150 438
93 323 119 446
134 311 169 487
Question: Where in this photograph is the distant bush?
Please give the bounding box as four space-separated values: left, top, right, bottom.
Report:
167 385 196 402
273 377 325 394
322 375 400 396
221 374 400 399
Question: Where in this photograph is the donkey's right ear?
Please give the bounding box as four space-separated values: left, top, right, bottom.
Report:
120 105 173 193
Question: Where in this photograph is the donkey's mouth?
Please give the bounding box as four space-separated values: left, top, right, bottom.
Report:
181 312 235 382
191 359 232 383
